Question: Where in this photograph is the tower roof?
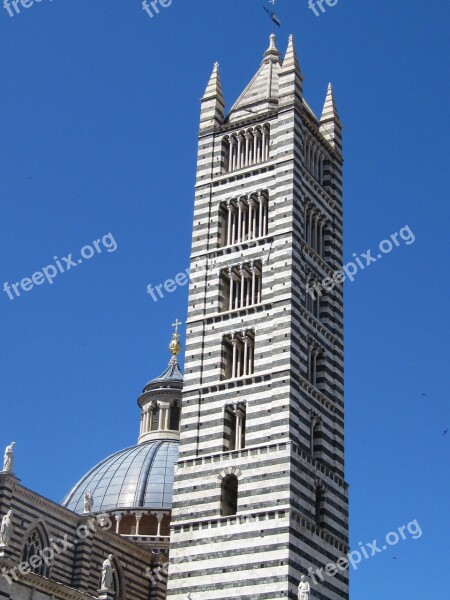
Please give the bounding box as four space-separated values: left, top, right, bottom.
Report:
320 83 341 124
145 356 183 389
141 323 184 395
227 34 282 123
202 62 224 104
281 34 301 75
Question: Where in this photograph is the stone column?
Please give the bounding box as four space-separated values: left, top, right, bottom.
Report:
135 513 142 536
237 199 243 243
228 267 234 311
115 513 122 535
258 194 264 238
239 264 245 308
157 402 171 430
245 131 252 166
237 134 242 170
262 197 268 237
262 127 267 162
250 262 256 305
230 136 237 171
156 512 164 537
232 336 239 379
248 197 255 240
307 345 312 383
253 129 259 163
231 204 237 245
242 335 249 377
226 201 233 246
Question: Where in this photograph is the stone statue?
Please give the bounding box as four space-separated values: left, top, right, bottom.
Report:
0 510 14 547
3 442 16 473
101 554 114 590
298 575 311 600
84 491 94 513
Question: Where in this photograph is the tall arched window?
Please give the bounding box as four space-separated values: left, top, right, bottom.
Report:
222 125 271 173
315 485 325 527
22 524 50 576
169 401 181 431
221 475 238 516
224 403 246 451
222 330 255 380
311 419 322 459
151 405 160 431
111 558 125 600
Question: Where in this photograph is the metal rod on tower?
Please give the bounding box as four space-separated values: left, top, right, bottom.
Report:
263 0 281 31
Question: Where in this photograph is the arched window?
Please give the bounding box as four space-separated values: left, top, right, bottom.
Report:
151 405 160 431
311 419 322 459
169 401 181 431
222 330 255 380
315 485 325 527
221 475 238 516
22 524 50 576
220 261 262 312
224 403 246 451
223 125 270 173
307 344 323 387
222 136 230 172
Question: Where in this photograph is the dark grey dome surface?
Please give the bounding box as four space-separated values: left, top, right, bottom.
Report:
62 440 179 513
143 357 183 392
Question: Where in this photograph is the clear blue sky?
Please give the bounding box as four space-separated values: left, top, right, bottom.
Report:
0 0 449 597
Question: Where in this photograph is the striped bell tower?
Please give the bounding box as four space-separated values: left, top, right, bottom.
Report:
167 34 349 600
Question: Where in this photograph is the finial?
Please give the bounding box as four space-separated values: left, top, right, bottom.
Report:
169 319 182 358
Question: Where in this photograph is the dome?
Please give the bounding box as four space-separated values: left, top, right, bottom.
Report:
62 440 179 514
143 356 183 392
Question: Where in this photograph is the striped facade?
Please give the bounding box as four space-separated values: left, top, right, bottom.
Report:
0 473 153 600
167 34 349 600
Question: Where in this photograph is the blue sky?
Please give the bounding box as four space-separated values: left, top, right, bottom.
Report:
0 0 449 597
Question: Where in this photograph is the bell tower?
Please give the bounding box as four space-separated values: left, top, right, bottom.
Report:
167 34 349 600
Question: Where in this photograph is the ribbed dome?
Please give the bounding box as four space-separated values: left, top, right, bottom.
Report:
62 440 179 513
143 356 183 392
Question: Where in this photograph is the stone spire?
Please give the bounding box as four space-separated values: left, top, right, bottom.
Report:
199 62 225 131
281 34 301 76
319 83 342 154
279 34 303 107
227 34 282 123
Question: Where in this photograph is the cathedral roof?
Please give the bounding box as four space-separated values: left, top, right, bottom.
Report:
62 440 179 513
227 34 282 123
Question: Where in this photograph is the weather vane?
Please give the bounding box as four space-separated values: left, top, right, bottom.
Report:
264 0 281 32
